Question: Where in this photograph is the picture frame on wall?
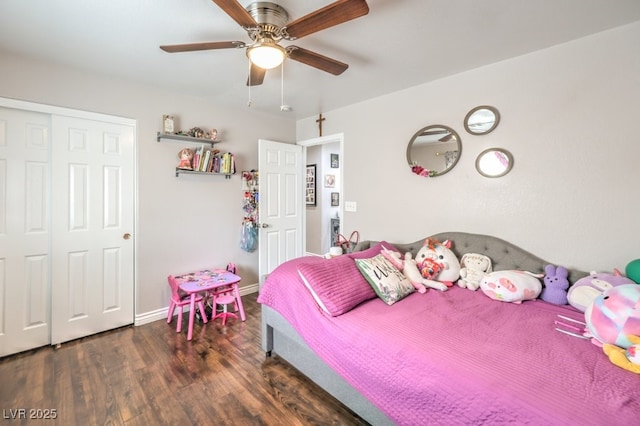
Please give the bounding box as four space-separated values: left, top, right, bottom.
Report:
331 192 339 207
324 174 335 188
306 164 316 206
330 153 339 168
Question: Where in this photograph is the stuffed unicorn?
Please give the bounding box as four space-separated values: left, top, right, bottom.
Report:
414 238 461 288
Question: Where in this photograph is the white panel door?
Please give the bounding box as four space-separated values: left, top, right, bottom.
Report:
0 107 51 357
258 140 303 284
50 115 134 345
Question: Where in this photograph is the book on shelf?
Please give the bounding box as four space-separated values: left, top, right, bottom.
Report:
181 147 234 174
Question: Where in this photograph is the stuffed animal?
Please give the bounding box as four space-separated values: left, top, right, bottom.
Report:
458 253 492 291
540 264 570 305
567 270 635 312
380 245 448 292
414 238 460 287
177 148 194 169
479 270 543 303
584 284 640 349
603 335 640 374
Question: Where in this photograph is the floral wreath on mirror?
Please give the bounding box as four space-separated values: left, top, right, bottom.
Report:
411 162 438 177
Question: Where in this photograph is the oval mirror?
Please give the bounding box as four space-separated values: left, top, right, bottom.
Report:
475 148 513 178
464 106 500 135
406 125 461 177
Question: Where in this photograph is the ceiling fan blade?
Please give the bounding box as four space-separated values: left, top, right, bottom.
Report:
284 0 369 39
247 64 266 86
287 46 348 75
160 41 245 53
211 0 257 28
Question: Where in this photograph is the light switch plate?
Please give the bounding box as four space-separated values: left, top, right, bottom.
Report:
345 201 357 212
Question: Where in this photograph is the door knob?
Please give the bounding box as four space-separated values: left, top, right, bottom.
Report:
123 233 132 240
259 223 269 228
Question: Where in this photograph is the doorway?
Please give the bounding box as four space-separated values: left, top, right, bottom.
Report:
298 134 344 256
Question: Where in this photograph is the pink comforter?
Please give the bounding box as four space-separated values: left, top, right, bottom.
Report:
258 256 640 425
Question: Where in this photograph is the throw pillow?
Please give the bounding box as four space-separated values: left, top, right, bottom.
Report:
355 254 415 305
297 255 377 316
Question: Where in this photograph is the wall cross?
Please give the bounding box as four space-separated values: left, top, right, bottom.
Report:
316 113 325 137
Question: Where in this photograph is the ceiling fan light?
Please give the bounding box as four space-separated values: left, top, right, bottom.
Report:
247 40 286 69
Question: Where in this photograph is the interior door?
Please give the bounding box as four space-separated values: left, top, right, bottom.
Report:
50 115 135 345
258 139 303 285
0 107 52 357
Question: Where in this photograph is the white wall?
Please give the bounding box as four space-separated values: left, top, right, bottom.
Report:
0 51 296 318
297 21 640 273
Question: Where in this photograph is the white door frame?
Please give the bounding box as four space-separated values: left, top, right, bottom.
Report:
297 133 344 253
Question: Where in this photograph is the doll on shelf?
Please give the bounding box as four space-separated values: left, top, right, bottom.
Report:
177 148 194 170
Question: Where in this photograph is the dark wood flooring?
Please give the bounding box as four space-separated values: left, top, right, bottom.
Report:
0 293 368 425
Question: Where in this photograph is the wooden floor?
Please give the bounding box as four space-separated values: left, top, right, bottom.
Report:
0 293 368 425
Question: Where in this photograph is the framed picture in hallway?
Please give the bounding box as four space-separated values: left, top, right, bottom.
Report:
331 153 339 168
306 164 316 206
324 174 335 188
331 192 339 206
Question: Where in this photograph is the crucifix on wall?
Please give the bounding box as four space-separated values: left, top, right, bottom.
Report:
316 113 325 137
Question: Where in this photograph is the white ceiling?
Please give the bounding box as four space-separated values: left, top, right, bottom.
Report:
1 0 640 119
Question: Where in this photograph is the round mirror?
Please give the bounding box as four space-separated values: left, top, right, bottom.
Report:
464 106 500 135
406 125 461 177
475 148 513 178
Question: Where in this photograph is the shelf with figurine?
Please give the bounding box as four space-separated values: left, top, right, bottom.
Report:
158 115 221 145
157 131 221 146
158 115 234 178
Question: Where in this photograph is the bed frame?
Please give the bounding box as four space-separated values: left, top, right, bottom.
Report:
261 232 588 424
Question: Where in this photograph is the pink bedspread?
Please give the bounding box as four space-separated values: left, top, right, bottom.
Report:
258 256 640 425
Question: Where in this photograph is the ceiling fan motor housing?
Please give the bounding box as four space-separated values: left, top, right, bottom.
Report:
246 2 289 39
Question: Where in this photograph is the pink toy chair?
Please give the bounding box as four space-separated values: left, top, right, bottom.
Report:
211 286 240 325
166 275 208 340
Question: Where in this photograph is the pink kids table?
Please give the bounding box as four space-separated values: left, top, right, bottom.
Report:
174 269 244 340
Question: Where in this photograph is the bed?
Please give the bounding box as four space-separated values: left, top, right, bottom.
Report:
258 232 639 425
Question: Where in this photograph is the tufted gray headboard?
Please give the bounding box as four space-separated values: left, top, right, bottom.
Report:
353 231 589 284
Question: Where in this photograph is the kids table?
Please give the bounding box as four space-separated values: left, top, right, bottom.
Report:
174 269 244 340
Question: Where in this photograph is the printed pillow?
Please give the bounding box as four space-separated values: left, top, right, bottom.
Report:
297 255 376 316
355 254 415 305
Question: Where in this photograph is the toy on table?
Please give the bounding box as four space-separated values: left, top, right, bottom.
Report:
414 238 460 288
540 264 570 305
177 148 194 170
567 270 635 312
479 270 543 303
457 253 492 291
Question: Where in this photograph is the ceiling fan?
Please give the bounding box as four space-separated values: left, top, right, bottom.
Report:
160 0 369 86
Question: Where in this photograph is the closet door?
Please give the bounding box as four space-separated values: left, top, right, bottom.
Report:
50 115 134 345
0 107 52 357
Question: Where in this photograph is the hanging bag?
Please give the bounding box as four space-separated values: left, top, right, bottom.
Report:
336 231 360 254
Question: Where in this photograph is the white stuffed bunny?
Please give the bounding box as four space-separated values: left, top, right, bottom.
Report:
458 253 493 291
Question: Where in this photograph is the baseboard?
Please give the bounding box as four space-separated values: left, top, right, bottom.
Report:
134 282 259 326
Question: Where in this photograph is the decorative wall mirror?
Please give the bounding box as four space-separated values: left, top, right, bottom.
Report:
406 125 461 177
464 105 500 135
475 148 513 178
